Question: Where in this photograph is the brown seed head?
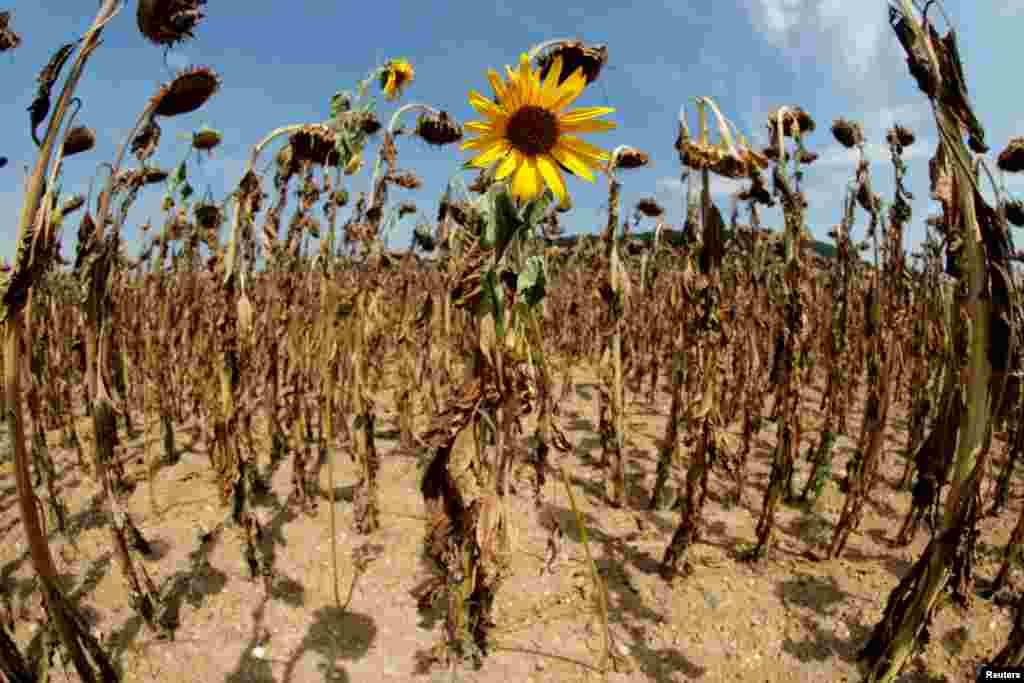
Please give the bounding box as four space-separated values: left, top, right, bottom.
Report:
635 198 663 217
1005 199 1024 227
132 118 162 162
152 66 219 117
888 124 915 148
831 119 863 149
62 126 96 157
137 0 206 47
998 138 1024 174
193 201 223 230
415 110 463 146
390 170 422 189
191 126 222 151
0 12 21 52
767 106 815 138
614 146 649 170
537 40 608 85
289 124 341 167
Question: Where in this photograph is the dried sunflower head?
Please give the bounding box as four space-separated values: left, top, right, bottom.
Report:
193 201 223 230
998 138 1024 174
152 66 219 117
62 126 96 157
132 118 162 162
536 40 608 86
635 198 663 217
0 11 21 52
191 125 222 152
137 0 206 47
888 124 915 148
767 106 815 139
415 111 463 146
613 146 649 170
289 124 340 167
390 170 422 189
831 118 863 149
1005 199 1024 227
380 59 414 101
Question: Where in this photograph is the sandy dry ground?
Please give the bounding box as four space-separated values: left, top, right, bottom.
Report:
1 365 1018 682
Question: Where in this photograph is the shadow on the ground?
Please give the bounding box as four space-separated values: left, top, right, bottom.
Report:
775 572 871 664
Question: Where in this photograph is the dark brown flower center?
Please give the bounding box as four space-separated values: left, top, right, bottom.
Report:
506 105 559 157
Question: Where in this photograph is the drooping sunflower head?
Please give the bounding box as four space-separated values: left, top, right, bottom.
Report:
462 52 616 205
380 59 415 101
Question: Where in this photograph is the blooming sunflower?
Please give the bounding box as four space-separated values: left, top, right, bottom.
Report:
462 53 616 205
380 59 414 101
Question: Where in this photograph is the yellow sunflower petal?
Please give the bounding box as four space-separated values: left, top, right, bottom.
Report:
558 118 617 134
550 145 597 182
495 148 522 180
468 141 511 168
465 120 499 135
558 106 616 124
549 68 587 111
536 154 568 205
468 91 505 120
512 156 542 200
487 69 506 103
559 135 611 163
541 55 563 101
461 134 505 152
518 53 536 106
496 66 518 110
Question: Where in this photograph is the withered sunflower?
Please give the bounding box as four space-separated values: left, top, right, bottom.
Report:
462 53 616 205
381 59 414 101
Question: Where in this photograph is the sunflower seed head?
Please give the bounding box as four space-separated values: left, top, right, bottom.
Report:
831 119 863 149
137 0 207 47
536 40 608 85
415 111 463 146
62 126 96 157
152 66 219 118
998 138 1024 174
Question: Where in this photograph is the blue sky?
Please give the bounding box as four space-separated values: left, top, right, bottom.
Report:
3 0 1024 263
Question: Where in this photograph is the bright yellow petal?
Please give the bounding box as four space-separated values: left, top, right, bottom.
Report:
487 69 506 103
541 55 563 102
512 157 542 200
549 69 587 111
558 135 610 164
465 120 499 135
468 141 511 167
549 145 596 182
468 91 505 120
558 118 617 134
495 148 522 180
536 154 567 205
461 134 505 152
518 53 536 106
558 106 615 124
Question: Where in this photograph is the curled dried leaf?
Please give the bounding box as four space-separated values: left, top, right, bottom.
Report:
635 197 663 217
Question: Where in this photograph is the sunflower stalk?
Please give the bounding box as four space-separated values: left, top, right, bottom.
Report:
859 2 999 678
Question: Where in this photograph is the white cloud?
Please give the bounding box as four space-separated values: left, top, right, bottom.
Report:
745 0 893 79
